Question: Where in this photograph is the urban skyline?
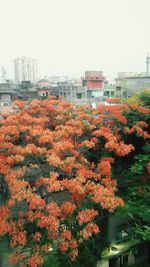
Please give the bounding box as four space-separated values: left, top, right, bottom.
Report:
0 53 149 83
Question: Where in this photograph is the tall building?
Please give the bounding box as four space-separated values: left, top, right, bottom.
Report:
14 57 38 83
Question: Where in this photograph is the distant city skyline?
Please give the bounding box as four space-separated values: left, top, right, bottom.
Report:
0 0 150 80
0 54 148 82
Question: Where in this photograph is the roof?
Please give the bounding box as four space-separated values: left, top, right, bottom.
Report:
0 89 12 94
116 76 150 80
37 79 49 83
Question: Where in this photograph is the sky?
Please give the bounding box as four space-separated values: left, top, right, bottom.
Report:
0 0 150 81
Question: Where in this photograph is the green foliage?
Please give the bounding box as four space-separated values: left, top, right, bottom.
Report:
126 89 150 108
112 107 150 243
117 152 150 241
42 249 60 267
139 90 150 108
130 154 149 174
134 225 150 241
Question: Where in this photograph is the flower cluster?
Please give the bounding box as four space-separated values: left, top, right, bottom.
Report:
76 209 98 225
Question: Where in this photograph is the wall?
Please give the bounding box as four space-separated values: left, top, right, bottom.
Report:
38 90 50 97
108 214 129 244
37 82 49 88
87 80 103 89
0 94 11 107
116 77 150 96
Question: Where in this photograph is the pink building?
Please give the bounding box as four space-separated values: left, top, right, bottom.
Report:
37 79 50 89
37 89 50 97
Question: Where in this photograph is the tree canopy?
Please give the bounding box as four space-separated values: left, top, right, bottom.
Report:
0 97 149 266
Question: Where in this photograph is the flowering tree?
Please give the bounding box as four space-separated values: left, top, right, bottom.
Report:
106 97 121 104
114 104 150 242
0 97 149 266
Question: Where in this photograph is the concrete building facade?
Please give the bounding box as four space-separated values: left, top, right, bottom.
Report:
0 81 18 113
14 57 38 83
116 76 150 96
82 71 105 90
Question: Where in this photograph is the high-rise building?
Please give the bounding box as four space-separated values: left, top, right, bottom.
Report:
14 57 38 83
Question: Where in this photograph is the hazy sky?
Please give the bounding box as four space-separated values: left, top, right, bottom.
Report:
0 0 150 80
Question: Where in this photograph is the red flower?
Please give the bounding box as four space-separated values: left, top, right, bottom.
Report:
76 209 98 225
137 187 147 194
27 254 43 267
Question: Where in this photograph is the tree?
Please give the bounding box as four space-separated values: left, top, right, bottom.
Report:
126 89 150 108
0 97 149 266
114 105 150 242
106 97 121 104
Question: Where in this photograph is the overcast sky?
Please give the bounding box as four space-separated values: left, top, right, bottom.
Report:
0 0 150 80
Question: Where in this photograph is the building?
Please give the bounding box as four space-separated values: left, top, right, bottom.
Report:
70 86 88 105
0 81 18 113
37 79 50 89
82 71 105 90
18 80 38 101
14 57 38 83
48 76 69 83
49 72 113 106
117 72 146 79
115 55 150 97
116 76 150 97
80 71 105 104
103 84 116 98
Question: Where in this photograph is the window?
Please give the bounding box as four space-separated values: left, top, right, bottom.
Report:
104 91 109 96
3 102 9 106
76 93 82 99
0 102 9 107
122 91 127 98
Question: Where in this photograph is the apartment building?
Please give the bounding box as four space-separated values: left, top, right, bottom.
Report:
14 57 38 83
